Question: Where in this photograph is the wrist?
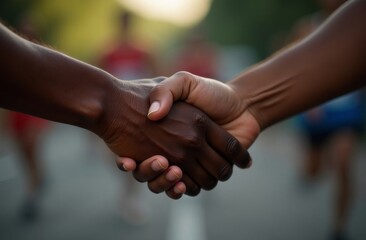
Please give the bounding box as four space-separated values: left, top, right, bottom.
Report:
78 71 120 134
91 79 156 157
228 66 268 130
91 79 144 143
229 58 297 130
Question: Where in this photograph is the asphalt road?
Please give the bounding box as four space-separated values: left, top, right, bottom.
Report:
1 121 365 240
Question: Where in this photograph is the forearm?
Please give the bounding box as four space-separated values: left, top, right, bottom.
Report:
229 0 366 129
0 24 116 131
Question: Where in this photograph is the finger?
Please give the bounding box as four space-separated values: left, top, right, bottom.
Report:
206 119 252 169
132 156 169 182
183 161 218 191
147 86 174 121
116 157 137 172
180 175 201 196
165 182 186 200
148 71 196 121
198 144 234 182
147 166 183 193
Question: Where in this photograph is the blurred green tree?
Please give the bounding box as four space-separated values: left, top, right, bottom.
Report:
1 0 318 61
203 0 317 58
0 0 33 26
0 0 122 61
0 0 182 63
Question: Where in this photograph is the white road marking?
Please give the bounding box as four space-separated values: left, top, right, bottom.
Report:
166 195 206 240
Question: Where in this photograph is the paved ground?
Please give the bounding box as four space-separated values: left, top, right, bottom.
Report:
0 121 365 240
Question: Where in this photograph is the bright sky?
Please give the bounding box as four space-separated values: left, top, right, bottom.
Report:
118 0 212 27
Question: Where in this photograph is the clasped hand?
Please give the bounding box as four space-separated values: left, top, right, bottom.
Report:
94 77 252 199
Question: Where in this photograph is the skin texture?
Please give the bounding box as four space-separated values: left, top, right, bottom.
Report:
0 23 251 199
120 0 366 193
147 0 366 130
100 79 251 195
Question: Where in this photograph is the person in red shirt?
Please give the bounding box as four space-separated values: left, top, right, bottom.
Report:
6 15 50 221
172 32 219 79
100 11 157 80
99 11 158 225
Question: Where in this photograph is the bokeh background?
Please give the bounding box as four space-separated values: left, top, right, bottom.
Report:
1 0 365 240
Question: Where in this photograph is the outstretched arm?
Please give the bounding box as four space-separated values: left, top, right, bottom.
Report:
0 23 250 199
0 23 109 130
228 0 366 129
123 0 366 191
147 0 366 135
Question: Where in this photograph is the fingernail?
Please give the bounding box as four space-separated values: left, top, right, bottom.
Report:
174 182 186 194
121 164 127 171
151 159 167 171
148 101 160 116
117 161 128 171
166 168 180 181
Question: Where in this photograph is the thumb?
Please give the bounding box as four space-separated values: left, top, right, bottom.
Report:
148 72 193 121
147 84 174 121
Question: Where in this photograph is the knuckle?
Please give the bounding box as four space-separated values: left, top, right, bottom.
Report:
151 83 167 94
194 113 207 126
184 133 201 148
174 71 198 88
226 136 240 156
218 163 233 181
174 71 191 79
153 76 167 83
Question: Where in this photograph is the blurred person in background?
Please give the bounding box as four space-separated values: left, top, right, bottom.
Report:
291 1 364 239
98 11 159 225
99 11 158 80
6 15 50 221
171 30 219 79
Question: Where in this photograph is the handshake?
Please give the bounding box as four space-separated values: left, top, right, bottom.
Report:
96 72 261 200
2 0 364 200
96 0 366 199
